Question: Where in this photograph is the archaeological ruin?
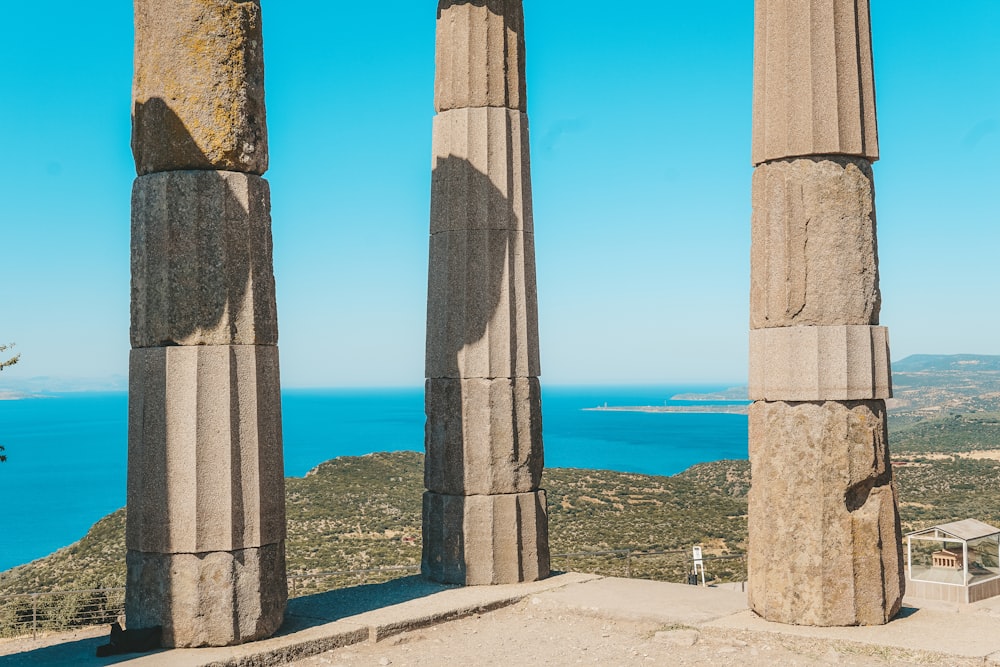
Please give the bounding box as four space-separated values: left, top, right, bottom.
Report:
423 0 550 587
123 0 904 648
126 0 287 647
746 0 905 625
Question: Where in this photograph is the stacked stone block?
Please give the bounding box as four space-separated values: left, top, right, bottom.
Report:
423 0 550 586
747 0 904 626
126 0 286 647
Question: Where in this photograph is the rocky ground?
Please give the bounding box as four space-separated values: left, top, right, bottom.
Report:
5 575 1000 667
288 597 980 667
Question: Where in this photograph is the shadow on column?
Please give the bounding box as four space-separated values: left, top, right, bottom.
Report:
126 98 286 647
423 153 546 584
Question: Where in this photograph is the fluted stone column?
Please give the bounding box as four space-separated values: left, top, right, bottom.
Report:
125 0 286 647
747 0 904 626
423 0 550 586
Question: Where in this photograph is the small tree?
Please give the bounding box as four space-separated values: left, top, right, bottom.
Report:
0 343 18 463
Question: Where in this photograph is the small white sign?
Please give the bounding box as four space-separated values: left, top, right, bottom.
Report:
692 545 706 586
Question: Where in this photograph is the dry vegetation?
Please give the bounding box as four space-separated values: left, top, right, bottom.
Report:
0 452 753 599
6 373 1000 636
5 417 1000 601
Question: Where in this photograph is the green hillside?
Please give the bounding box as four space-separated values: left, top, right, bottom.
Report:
0 453 752 597
7 358 1000 637
892 412 1000 453
6 443 1000 602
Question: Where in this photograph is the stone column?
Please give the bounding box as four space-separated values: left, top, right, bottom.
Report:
747 0 904 626
125 0 286 647
422 0 550 585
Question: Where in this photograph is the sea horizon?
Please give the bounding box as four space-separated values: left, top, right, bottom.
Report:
0 384 749 572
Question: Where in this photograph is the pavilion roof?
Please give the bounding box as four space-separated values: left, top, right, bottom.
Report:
907 519 1000 541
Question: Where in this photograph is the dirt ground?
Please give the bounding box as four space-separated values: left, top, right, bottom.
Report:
4 578 998 667
289 597 979 667
0 625 106 658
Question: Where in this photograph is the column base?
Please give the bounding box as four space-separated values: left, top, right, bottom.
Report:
748 400 904 625
422 491 550 585
125 542 287 648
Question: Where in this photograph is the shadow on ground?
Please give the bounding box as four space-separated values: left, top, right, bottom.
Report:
281 575 456 632
0 633 158 666
0 576 450 665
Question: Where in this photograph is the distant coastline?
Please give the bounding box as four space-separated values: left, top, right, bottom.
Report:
583 386 750 415
584 404 750 415
670 386 748 401
0 386 751 571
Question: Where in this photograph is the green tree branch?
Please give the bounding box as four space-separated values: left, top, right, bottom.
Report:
0 343 19 371
1 342 18 463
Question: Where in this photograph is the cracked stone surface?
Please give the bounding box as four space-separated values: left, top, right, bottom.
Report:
750 157 880 330
747 400 904 626
133 0 268 175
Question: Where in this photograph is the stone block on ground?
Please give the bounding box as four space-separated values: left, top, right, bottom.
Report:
752 0 877 164
749 325 891 401
425 377 543 495
132 0 267 174
747 399 904 626
125 542 286 648
126 345 285 554
431 108 532 233
435 0 526 113
750 157 880 328
131 170 277 348
425 229 539 379
422 490 550 585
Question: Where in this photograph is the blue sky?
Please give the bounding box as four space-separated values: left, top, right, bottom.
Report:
1 2 997 388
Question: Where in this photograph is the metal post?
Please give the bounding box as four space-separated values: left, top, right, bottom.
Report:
906 535 912 580
964 541 970 589
625 550 632 578
31 594 37 640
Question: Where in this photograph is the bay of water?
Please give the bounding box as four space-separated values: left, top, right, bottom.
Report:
0 385 747 572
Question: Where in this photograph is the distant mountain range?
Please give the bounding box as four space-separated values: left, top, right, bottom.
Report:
892 354 1000 372
668 355 1000 418
890 355 1000 420
2 355 999 399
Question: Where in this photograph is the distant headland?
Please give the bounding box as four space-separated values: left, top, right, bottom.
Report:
584 403 750 415
583 385 750 415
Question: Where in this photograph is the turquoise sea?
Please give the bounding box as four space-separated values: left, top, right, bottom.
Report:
0 386 748 572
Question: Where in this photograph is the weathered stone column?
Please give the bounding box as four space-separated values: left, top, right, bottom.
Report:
747 0 904 626
125 0 286 647
422 0 550 585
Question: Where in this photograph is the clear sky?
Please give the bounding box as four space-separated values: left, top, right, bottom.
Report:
1 2 997 389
